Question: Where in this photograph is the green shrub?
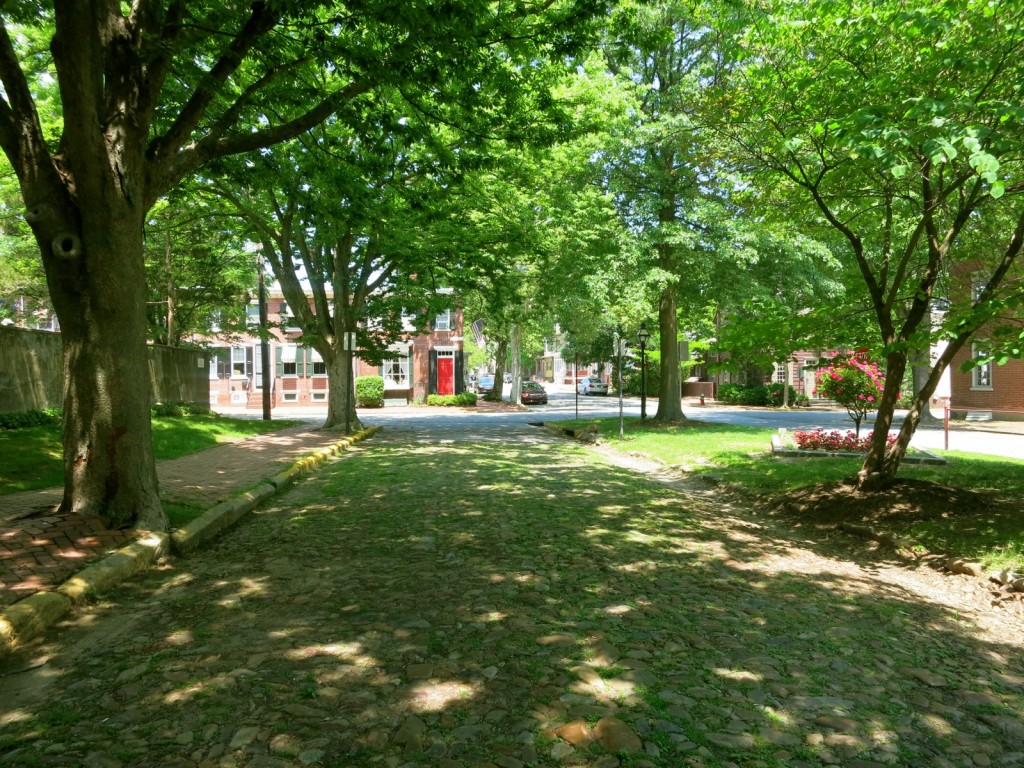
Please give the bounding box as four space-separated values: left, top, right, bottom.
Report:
151 402 209 417
355 375 385 407
0 408 62 430
717 383 771 406
767 382 799 407
427 392 478 407
152 402 185 417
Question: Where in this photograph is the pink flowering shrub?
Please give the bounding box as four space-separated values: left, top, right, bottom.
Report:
814 353 888 437
793 429 898 453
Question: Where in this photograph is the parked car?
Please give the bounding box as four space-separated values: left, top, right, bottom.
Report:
576 377 608 396
520 381 548 405
476 374 495 394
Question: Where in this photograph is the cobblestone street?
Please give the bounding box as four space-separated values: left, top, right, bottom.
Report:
1 424 1022 768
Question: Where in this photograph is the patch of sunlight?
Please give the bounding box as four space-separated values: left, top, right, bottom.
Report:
597 505 629 514
0 709 32 726
462 510 485 517
162 671 241 705
625 530 656 544
713 667 763 684
164 629 194 646
869 728 899 745
404 680 479 712
164 683 205 704
603 604 635 616
763 707 793 727
584 526 614 538
615 561 658 574
452 533 476 544
918 712 954 736
726 530 762 543
473 611 509 623
285 642 366 662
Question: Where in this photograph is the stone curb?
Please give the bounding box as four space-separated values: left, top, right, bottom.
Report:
770 434 947 465
0 424 381 661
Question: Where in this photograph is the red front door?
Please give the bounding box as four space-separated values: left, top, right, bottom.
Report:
437 356 454 395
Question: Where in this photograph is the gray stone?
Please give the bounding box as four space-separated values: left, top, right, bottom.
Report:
706 732 755 750
229 726 259 749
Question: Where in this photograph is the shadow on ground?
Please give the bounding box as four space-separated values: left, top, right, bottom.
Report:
1 429 1022 767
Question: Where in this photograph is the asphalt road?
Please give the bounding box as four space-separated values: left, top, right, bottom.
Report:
222 385 1024 461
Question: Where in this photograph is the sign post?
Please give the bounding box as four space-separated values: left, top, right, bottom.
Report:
343 332 357 434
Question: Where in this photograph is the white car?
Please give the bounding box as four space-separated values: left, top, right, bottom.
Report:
576 377 608 395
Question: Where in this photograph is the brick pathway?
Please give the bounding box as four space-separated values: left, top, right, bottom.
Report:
0 423 349 611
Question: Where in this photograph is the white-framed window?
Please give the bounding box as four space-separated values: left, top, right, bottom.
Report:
434 309 453 332
972 343 993 389
209 355 220 380
280 301 301 332
245 304 259 326
281 344 298 376
310 346 327 376
972 275 988 303
282 392 299 403
774 364 787 384
383 358 409 388
231 347 248 378
311 391 327 402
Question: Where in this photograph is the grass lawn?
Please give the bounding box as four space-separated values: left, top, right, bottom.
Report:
563 415 1024 571
0 413 303 496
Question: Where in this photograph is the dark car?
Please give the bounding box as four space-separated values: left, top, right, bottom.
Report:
476 374 495 394
520 381 548 405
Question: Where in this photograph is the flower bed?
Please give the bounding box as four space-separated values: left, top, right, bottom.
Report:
792 429 897 453
770 430 946 465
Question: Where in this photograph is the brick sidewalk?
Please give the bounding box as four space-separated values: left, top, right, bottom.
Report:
0 423 350 611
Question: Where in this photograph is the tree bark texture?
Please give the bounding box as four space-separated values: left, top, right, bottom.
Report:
654 286 685 422
323 348 361 433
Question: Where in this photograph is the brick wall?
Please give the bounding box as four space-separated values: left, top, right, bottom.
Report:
950 345 1024 416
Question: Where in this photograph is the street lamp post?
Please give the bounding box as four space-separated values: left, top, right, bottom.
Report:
616 326 624 439
637 322 651 420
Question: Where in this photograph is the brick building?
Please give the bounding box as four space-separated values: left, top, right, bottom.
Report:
208 287 464 409
949 347 1024 420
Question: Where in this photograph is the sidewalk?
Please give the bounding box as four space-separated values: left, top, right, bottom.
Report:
0 423 352 612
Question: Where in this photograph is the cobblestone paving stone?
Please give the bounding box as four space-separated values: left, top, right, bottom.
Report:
1 425 1023 768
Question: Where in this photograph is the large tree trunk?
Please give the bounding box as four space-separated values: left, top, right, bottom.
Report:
323 348 361 432
43 210 166 531
856 349 908 490
488 337 508 401
653 286 686 422
510 324 522 406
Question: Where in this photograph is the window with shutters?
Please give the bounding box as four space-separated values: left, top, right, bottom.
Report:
281 344 298 376
230 346 248 378
383 358 409 388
